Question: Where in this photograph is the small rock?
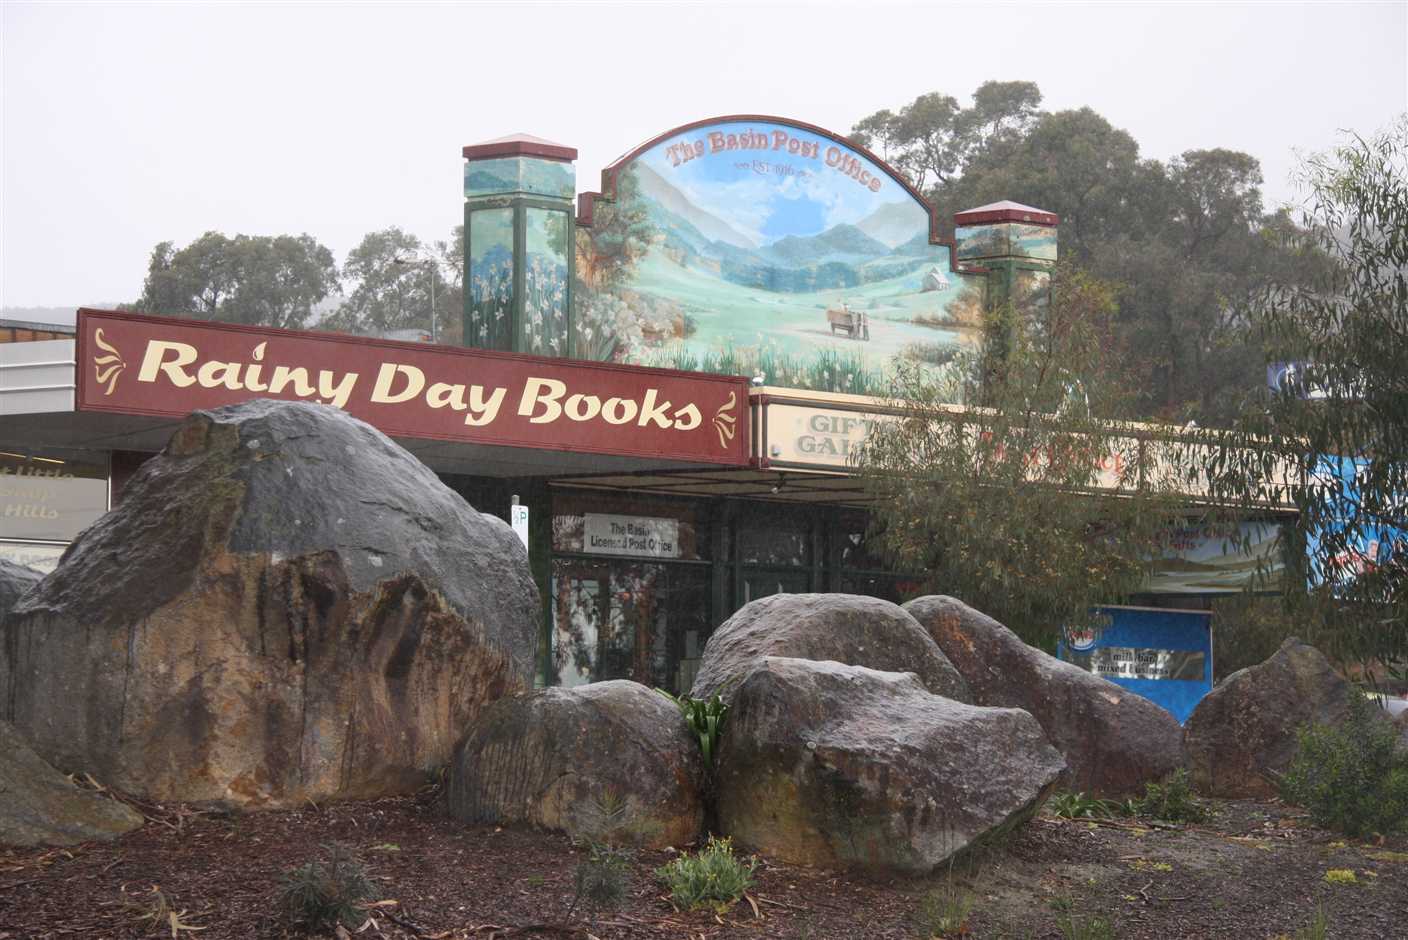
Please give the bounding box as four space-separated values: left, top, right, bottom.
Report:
1 720 143 847
447 681 705 849
690 593 970 704
715 657 1064 873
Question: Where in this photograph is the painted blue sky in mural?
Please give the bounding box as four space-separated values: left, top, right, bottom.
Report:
638 121 927 249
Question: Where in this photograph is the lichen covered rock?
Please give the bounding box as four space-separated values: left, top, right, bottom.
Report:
447 680 705 849
690 593 970 704
906 595 1185 795
714 657 1064 873
0 400 539 807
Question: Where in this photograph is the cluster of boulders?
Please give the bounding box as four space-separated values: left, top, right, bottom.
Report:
3 398 1400 871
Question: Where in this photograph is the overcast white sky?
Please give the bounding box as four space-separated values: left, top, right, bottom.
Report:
3 0 1405 310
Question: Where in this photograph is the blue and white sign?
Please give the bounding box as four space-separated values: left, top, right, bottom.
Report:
1059 606 1214 724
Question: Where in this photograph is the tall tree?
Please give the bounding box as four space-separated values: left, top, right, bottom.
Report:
132 231 338 330
856 264 1196 647
1206 119 1408 670
332 227 450 337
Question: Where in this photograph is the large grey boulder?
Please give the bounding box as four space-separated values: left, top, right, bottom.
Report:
1 720 143 847
1183 637 1358 798
447 680 705 849
714 657 1064 874
0 558 42 621
905 596 1185 795
0 400 539 808
689 593 970 704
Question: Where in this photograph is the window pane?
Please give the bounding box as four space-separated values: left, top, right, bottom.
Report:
549 558 710 694
1 449 107 542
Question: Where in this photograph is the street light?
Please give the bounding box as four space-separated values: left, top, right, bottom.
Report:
392 253 439 343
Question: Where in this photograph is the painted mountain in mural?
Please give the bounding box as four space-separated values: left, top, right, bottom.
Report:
635 164 758 250
856 201 928 249
630 168 934 294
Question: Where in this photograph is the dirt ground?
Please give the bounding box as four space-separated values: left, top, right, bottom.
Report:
2 790 1404 940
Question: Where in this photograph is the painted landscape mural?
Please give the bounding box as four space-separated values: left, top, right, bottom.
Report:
575 120 985 396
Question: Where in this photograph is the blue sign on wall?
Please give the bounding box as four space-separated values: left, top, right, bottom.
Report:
1059 606 1214 724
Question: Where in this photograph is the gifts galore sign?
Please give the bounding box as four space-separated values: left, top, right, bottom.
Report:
77 309 749 464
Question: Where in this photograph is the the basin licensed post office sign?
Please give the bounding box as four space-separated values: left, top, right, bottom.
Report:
76 309 749 465
582 513 680 559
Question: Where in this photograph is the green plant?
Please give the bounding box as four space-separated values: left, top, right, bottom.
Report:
573 843 632 911
657 689 729 767
1057 910 1117 940
1292 904 1330 940
276 842 376 932
1278 689 1408 837
1131 769 1207 824
913 880 974 938
1047 790 1124 819
656 835 757 912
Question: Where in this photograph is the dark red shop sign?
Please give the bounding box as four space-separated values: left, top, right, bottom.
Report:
76 309 749 465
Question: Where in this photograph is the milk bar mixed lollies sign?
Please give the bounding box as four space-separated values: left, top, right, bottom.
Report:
76 309 750 465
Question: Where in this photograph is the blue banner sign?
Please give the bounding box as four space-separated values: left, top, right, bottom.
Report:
1059 606 1214 724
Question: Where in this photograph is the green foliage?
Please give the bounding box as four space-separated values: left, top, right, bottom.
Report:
1057 910 1117 940
132 231 339 329
573 843 632 910
1047 791 1125 820
1278 689 1408 838
1202 119 1407 670
1292 904 1330 940
331 226 448 337
656 835 757 912
856 263 1201 647
657 689 729 768
1133 769 1208 824
913 881 974 938
276 842 375 932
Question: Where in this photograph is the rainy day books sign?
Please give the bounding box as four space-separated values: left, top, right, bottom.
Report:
576 116 984 400
76 309 749 465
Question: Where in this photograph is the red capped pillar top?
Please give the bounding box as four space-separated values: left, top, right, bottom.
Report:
462 133 578 163
954 200 1059 228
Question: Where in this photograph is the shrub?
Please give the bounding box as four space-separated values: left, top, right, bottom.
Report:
574 843 632 910
657 689 729 768
1057 911 1117 940
276 842 375 931
1278 689 1408 838
1132 769 1207 824
656 835 757 912
913 881 974 938
1047 791 1123 819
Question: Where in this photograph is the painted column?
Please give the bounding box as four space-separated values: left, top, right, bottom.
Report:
462 134 577 356
953 200 1059 399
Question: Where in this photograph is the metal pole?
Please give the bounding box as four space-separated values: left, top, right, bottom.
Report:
429 261 437 343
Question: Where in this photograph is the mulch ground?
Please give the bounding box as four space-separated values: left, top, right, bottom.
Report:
1 791 1404 939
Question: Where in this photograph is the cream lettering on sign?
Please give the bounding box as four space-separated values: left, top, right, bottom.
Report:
197 360 244 391
673 403 701 430
268 365 315 398
427 381 468 411
638 389 672 429
518 377 566 424
464 386 506 426
370 363 424 404
601 397 638 425
245 342 270 391
564 394 601 422
136 340 199 387
318 370 358 409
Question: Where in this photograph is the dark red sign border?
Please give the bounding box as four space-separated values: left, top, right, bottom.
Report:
76 308 753 467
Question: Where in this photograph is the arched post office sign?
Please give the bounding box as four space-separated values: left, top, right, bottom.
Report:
575 116 985 400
